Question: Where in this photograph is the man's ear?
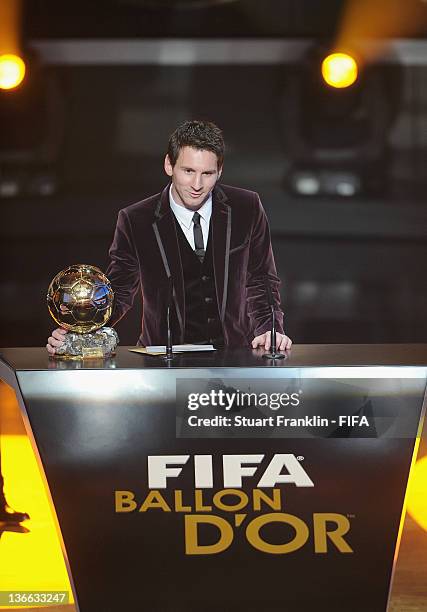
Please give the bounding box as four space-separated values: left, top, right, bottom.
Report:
217 165 223 179
164 154 173 177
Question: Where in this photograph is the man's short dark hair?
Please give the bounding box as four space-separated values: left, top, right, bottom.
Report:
167 120 225 169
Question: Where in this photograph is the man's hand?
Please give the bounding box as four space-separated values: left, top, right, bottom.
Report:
46 328 68 355
252 331 292 351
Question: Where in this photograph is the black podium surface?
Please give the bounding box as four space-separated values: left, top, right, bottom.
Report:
2 344 427 374
1 345 426 612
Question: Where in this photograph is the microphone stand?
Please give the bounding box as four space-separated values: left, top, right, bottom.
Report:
262 277 285 360
163 277 175 362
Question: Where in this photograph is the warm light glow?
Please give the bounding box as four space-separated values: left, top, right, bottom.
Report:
321 53 358 89
407 455 427 532
0 53 25 90
336 0 427 64
0 435 75 600
0 1 23 58
0 381 74 601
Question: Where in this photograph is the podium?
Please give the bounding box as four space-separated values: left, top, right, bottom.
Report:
1 345 426 612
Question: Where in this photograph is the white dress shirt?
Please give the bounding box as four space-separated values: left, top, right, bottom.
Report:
169 186 212 250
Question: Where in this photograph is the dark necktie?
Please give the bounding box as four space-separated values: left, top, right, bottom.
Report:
192 212 205 263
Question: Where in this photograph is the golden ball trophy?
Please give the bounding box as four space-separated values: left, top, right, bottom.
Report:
47 264 118 359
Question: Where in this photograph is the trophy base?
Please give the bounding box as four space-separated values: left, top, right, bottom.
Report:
53 351 117 361
52 327 119 361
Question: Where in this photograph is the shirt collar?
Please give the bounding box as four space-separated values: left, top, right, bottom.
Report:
169 186 213 230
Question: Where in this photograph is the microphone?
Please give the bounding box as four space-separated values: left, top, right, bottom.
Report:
164 276 174 361
262 275 285 360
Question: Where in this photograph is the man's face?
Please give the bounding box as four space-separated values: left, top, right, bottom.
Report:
164 146 222 210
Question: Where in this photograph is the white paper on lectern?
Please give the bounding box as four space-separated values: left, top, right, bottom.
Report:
146 344 216 353
129 344 216 355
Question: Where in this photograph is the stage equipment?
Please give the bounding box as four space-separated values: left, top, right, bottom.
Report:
263 276 285 360
281 45 400 197
164 277 175 362
0 51 64 199
0 53 25 90
321 52 358 88
46 264 118 360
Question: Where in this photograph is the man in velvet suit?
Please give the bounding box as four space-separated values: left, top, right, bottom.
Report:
47 120 291 353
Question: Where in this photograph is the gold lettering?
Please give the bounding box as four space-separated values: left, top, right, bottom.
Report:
195 489 212 512
252 488 282 511
213 489 248 512
139 490 171 512
313 513 353 553
115 490 137 513
246 513 309 554
185 515 233 555
174 490 192 512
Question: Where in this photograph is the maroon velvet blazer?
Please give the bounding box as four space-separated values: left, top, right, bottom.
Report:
106 183 284 346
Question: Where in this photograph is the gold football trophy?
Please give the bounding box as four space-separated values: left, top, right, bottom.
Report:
47 264 118 359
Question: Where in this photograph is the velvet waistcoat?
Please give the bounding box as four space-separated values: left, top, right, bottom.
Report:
174 218 224 346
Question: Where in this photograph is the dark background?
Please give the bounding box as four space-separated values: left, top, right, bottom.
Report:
1 0 427 347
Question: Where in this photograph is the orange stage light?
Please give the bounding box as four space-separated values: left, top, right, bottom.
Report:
321 52 358 89
0 53 26 90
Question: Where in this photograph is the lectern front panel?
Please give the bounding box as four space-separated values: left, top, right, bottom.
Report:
9 363 425 612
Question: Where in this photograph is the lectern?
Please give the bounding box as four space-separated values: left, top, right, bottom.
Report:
1 345 426 612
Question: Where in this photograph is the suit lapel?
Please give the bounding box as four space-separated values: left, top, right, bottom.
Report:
152 185 185 341
211 185 231 323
